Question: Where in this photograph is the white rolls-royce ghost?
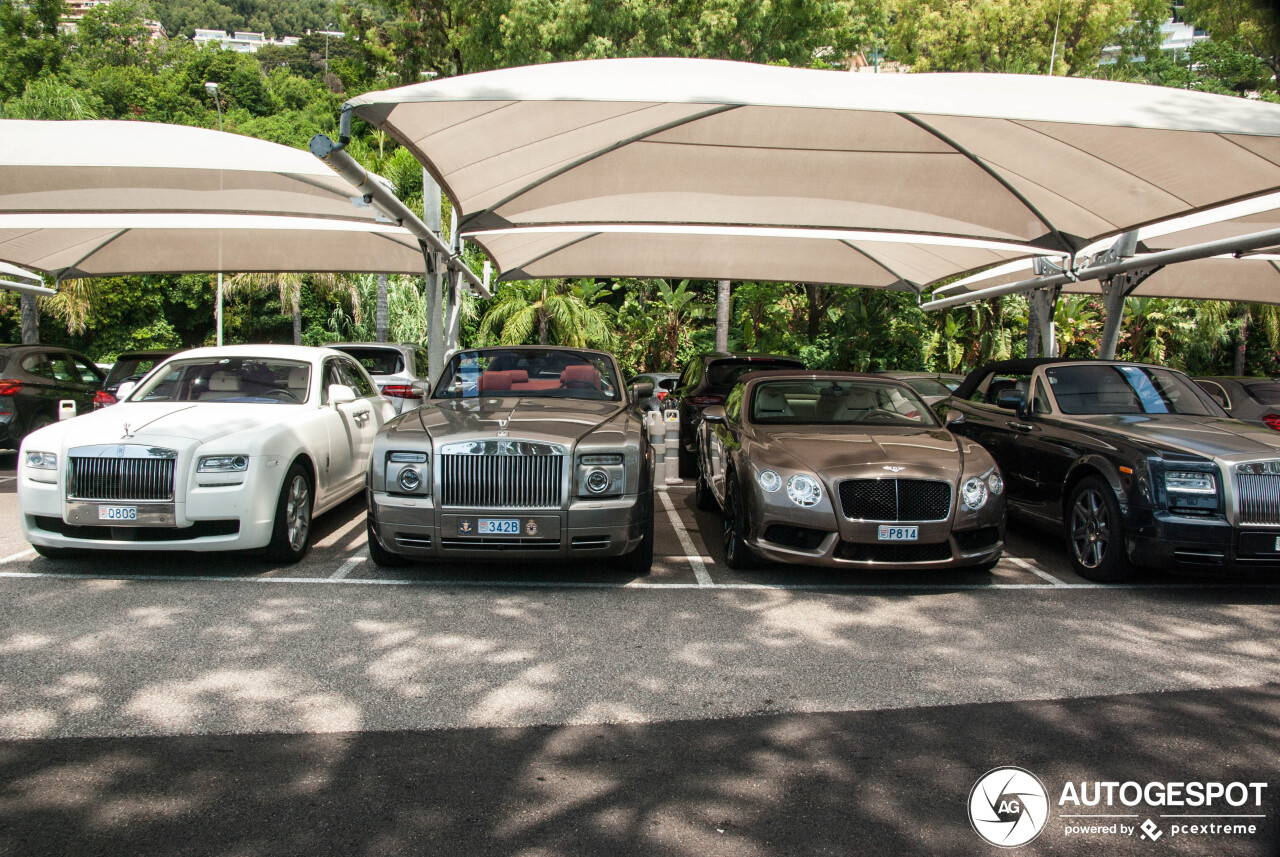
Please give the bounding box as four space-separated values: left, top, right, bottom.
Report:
19 345 394 563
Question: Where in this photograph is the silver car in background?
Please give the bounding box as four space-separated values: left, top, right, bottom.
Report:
327 342 430 414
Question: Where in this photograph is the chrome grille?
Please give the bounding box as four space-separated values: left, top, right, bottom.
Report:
68 456 175 501
1235 472 1280 525
440 453 563 508
839 479 951 521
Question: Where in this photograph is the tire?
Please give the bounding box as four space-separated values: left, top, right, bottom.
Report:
722 475 755 570
25 414 53 440
615 491 654 575
264 462 314 564
1065 476 1132 582
678 433 697 478
366 516 408 568
694 467 719 511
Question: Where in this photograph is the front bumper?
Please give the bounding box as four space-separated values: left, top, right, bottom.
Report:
748 521 1004 570
369 490 647 561
1126 507 1280 575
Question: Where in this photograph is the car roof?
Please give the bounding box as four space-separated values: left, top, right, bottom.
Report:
952 358 1168 401
703 352 803 363
163 344 337 363
737 369 917 388
327 342 418 350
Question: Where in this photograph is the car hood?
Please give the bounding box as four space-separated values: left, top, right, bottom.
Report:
756 425 965 474
33 402 299 449
1066 413 1280 460
412 397 626 445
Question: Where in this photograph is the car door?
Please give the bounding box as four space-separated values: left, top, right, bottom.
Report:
704 383 744 502
336 356 385 478
1009 375 1081 518
953 373 1032 502
319 357 360 499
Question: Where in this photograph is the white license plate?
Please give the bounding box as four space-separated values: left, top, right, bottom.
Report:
98 505 138 522
478 518 520 535
878 525 918 541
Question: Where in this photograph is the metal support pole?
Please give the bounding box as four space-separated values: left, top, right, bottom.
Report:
216 272 223 346
1098 278 1127 360
424 168 445 385
1027 288 1057 358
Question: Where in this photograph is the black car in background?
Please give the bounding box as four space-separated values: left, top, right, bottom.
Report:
672 352 805 476
0 345 104 448
96 349 178 408
945 358 1280 581
1194 377 1280 432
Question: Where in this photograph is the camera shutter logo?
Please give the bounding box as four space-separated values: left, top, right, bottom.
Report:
968 767 1049 847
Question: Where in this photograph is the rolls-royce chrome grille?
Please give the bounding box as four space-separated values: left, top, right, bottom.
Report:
67 447 176 501
438 440 565 509
1235 463 1280 525
839 478 951 522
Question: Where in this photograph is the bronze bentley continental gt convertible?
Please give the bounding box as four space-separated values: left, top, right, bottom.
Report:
696 371 1006 570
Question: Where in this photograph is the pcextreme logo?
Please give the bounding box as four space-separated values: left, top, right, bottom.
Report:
968 767 1050 848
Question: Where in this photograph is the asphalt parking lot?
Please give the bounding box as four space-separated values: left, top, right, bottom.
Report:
0 451 1278 856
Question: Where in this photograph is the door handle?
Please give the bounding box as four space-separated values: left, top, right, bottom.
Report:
1006 421 1034 432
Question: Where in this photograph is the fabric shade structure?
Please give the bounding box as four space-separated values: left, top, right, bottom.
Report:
932 192 1280 305
0 213 428 279
344 58 1280 288
0 260 54 296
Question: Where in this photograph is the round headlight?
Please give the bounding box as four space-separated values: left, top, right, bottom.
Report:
398 467 422 492
961 476 988 510
986 471 1003 495
585 468 611 494
787 474 822 506
757 470 782 492
233 455 248 470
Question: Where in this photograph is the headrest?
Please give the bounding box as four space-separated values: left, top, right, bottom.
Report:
287 367 309 390
756 389 789 412
507 369 529 384
842 389 877 410
479 370 511 391
208 371 240 392
560 365 600 386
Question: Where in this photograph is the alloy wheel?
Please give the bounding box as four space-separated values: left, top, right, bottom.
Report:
1069 487 1109 569
286 474 311 552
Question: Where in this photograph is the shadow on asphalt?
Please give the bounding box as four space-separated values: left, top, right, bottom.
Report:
0 684 1276 857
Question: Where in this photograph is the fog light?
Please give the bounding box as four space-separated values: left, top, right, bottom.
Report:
757 470 781 492
585 468 611 494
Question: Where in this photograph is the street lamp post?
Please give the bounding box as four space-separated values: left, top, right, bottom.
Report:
204 81 224 347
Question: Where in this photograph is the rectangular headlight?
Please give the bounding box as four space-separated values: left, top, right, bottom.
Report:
1165 471 1216 494
577 453 625 497
579 454 624 466
386 451 430 495
198 455 249 472
389 452 428 463
24 451 56 470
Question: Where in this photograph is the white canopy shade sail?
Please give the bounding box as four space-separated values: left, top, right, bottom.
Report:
2 119 387 224
346 58 1280 287
934 192 1280 305
0 214 427 279
470 225 1037 288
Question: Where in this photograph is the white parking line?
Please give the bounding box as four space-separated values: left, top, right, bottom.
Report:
1 569 1278 592
315 514 366 548
0 548 34 564
658 488 713 586
330 555 366 580
1007 556 1068 586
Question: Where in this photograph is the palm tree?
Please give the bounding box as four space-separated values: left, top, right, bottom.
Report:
226 272 362 345
478 279 614 349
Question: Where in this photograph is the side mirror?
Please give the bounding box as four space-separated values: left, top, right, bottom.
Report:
328 383 357 406
115 381 136 401
944 408 965 427
702 405 728 424
631 381 654 401
995 389 1026 412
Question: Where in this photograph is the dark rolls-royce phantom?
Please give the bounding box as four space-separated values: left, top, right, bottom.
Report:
366 346 655 573
945 358 1280 581
697 371 1005 571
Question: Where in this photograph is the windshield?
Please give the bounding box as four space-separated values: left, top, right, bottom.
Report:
433 349 621 401
903 378 953 398
105 354 170 390
706 358 805 390
131 357 312 404
1046 365 1221 416
750 379 939 427
331 346 404 376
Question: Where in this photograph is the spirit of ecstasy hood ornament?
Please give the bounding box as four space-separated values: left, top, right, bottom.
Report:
121 422 134 439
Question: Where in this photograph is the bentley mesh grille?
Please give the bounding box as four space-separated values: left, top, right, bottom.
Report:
1236 472 1280 525
440 454 563 509
838 479 951 521
68 457 175 501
